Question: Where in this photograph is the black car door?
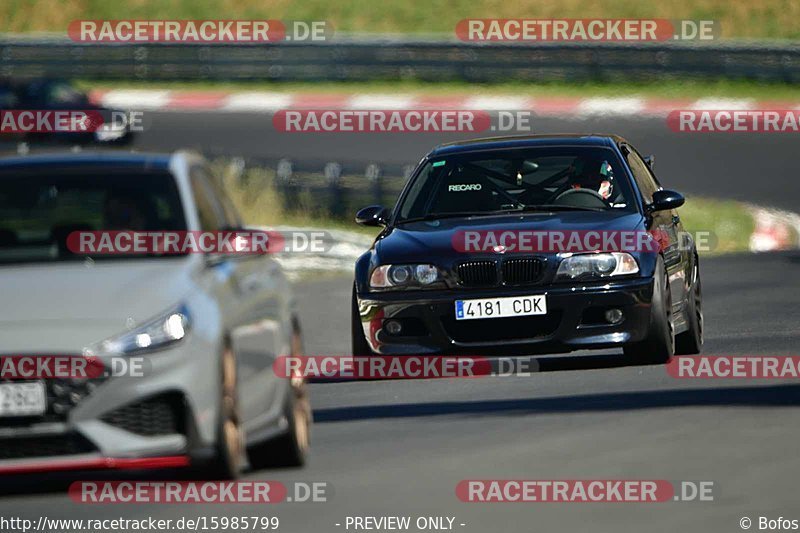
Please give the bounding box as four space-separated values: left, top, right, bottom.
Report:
622 145 689 312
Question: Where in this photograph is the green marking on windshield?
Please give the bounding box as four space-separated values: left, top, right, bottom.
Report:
432 160 446 167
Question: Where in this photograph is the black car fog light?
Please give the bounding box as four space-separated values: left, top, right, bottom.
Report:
384 320 403 335
604 308 624 324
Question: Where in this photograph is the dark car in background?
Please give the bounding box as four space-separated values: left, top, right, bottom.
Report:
0 78 134 145
352 134 703 363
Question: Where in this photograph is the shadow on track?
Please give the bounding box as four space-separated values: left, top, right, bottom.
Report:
532 351 644 372
311 351 658 384
0 468 187 498
313 384 800 423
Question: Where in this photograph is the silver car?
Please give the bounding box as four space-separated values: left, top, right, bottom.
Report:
0 151 310 478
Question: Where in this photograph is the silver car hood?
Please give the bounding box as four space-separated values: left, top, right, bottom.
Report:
0 258 197 353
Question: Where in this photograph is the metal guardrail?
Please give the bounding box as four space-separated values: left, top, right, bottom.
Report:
2 37 800 82
227 156 410 219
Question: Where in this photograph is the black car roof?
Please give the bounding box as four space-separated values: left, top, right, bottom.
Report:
0 152 172 171
429 134 627 157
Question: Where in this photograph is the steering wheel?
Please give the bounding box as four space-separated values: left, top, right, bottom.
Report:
551 187 610 208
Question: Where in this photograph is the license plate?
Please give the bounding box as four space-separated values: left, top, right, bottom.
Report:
0 381 46 417
455 295 547 320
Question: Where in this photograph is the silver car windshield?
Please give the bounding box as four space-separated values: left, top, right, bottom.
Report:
0 170 186 264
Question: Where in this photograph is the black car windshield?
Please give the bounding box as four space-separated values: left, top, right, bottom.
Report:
0 169 186 264
396 146 637 222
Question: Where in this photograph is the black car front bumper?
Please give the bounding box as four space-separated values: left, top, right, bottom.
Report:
356 276 655 356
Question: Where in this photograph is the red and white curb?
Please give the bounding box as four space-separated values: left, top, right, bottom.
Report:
748 206 800 252
89 90 800 118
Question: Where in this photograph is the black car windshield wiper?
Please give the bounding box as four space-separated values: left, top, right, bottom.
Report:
396 211 505 224
396 204 604 223
512 204 605 212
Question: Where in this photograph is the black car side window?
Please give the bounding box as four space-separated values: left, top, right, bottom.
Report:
625 149 659 204
400 164 437 219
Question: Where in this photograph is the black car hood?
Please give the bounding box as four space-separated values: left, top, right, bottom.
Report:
375 210 646 263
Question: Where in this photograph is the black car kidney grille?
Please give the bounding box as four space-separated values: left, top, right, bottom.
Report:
502 258 544 285
456 261 498 286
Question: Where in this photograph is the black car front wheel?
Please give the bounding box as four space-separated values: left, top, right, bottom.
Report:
623 256 674 364
675 258 703 355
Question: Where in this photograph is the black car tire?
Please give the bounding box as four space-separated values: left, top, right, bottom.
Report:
247 320 311 469
623 256 674 364
675 259 703 355
352 284 375 356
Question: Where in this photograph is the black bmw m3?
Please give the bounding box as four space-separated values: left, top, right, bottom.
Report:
352 135 703 363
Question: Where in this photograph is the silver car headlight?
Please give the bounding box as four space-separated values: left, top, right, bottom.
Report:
555 252 639 281
87 305 190 356
370 264 443 290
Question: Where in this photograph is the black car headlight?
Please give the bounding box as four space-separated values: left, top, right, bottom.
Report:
555 252 639 281
86 305 191 356
370 264 444 290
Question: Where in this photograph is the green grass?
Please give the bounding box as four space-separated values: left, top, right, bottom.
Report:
219 161 757 253
3 0 800 40
80 78 800 101
678 196 755 254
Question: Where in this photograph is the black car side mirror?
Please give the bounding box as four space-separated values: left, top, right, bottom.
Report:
355 205 390 227
648 189 685 212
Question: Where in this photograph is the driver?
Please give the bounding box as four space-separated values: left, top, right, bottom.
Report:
566 157 614 200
